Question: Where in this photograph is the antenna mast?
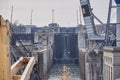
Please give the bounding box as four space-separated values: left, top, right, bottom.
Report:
10 5 13 24
79 6 82 25
52 9 55 23
30 9 33 25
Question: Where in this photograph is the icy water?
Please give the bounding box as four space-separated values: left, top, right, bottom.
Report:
48 63 82 80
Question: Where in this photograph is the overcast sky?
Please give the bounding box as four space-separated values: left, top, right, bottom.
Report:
0 0 113 27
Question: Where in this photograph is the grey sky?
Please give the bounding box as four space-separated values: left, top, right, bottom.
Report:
0 0 112 27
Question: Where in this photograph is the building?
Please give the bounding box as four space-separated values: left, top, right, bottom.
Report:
11 25 37 45
103 47 120 80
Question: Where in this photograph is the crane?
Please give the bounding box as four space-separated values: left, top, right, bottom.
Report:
79 0 116 80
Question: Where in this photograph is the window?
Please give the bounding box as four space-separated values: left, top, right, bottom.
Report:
111 67 112 80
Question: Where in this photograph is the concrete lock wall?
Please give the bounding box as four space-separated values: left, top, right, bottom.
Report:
43 51 48 78
38 47 53 80
78 30 86 80
47 47 53 70
79 51 85 80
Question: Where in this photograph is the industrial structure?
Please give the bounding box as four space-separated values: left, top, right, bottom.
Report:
0 0 120 80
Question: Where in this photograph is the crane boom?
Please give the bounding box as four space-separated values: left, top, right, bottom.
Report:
80 0 96 39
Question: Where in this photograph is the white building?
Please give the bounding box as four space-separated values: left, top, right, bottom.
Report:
103 47 120 80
